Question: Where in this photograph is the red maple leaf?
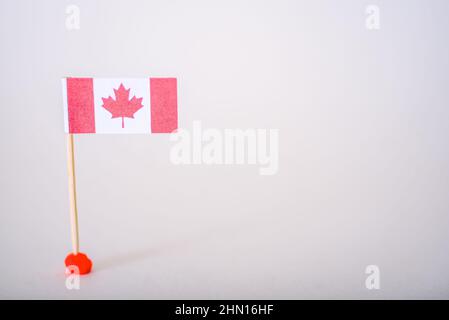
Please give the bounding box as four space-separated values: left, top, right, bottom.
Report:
101 84 144 128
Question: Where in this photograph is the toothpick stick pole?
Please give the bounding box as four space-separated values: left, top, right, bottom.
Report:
66 134 79 254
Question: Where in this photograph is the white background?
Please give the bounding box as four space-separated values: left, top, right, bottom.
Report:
0 0 449 299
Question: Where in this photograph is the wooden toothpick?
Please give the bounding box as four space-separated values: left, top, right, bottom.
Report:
66 134 79 254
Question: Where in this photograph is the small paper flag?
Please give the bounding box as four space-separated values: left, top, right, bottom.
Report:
61 77 178 134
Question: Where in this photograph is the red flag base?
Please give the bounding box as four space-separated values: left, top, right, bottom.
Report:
65 252 93 275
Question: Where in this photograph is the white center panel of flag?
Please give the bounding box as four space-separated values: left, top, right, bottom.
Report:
93 78 151 134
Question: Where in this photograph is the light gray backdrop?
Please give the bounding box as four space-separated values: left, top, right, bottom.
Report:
1 0 448 299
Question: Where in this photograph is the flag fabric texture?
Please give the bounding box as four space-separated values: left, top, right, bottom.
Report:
62 77 178 134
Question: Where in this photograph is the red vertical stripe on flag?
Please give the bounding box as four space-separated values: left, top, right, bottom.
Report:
150 78 178 133
67 78 95 133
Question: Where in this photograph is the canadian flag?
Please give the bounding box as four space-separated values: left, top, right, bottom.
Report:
62 77 178 134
